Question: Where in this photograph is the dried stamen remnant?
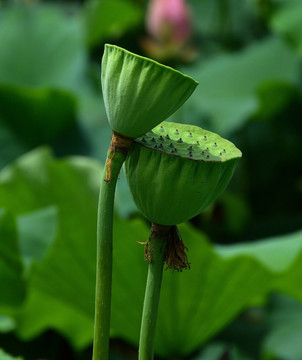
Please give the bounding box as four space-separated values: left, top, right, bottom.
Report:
105 131 134 182
143 224 190 272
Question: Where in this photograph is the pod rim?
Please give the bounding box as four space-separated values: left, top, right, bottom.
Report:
104 44 199 86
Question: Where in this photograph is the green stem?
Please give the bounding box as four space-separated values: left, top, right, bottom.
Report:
139 237 167 360
92 150 126 360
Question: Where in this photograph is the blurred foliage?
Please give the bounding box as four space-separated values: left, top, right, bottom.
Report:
0 0 302 359
0 349 22 360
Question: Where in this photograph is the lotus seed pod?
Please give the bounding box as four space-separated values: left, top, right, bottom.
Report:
125 122 242 226
101 44 198 138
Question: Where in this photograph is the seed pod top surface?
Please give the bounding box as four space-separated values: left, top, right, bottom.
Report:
125 121 242 225
101 44 198 138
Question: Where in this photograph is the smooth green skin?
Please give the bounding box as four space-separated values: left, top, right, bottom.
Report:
125 122 241 226
139 237 167 360
92 151 126 360
101 44 198 138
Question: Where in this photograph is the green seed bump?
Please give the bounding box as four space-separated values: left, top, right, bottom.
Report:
135 121 241 164
187 132 193 138
154 145 158 148
174 129 179 135
159 126 165 132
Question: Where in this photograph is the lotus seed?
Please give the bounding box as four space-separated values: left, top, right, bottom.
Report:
142 138 146 142
188 146 193 150
159 126 165 132
168 143 174 148
203 136 207 141
196 141 200 146
174 129 179 135
187 132 193 138
151 137 155 142
159 136 164 141
177 138 183 143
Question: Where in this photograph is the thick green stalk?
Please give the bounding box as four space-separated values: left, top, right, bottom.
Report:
92 150 126 360
139 237 167 360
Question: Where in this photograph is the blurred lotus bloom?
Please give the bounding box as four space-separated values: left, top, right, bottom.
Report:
147 0 192 44
142 0 196 62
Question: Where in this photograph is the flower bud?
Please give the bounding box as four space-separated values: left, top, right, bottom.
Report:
101 44 198 138
125 121 242 226
147 0 192 44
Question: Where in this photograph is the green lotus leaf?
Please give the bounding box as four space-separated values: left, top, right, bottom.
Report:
101 44 198 138
125 121 242 225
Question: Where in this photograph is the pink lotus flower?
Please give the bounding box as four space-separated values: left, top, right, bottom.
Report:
146 0 192 45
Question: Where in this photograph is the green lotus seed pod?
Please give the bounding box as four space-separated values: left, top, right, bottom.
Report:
101 44 198 138
125 122 242 226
